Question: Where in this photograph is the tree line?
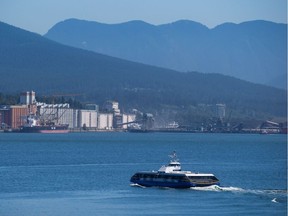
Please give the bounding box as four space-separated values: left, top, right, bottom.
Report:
0 93 83 109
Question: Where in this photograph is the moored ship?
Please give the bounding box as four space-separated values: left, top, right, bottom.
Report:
130 151 220 188
20 115 69 133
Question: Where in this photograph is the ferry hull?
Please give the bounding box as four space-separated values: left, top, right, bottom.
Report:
130 172 220 189
131 179 219 188
131 179 192 188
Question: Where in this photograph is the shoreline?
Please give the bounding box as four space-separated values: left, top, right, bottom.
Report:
1 128 286 134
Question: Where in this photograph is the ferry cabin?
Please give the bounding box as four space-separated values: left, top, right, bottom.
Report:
131 171 219 188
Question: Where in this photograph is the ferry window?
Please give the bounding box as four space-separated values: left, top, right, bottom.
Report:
189 176 198 179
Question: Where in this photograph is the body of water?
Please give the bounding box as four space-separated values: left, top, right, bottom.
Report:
0 132 286 215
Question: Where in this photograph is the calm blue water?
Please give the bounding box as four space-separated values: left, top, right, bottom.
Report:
0 132 286 215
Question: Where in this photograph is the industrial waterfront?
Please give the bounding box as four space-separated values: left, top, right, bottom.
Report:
0 91 287 134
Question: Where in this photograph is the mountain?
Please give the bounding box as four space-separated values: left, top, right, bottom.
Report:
45 19 287 89
0 21 287 123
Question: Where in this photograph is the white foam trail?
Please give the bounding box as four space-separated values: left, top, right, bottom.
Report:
131 184 287 200
191 185 288 202
130 183 146 188
191 185 244 192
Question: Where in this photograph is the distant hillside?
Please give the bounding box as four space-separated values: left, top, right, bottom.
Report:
0 21 287 123
45 19 287 89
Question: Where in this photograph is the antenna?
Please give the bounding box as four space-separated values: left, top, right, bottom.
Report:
169 151 179 162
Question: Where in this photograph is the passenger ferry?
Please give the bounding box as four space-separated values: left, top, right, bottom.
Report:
130 151 220 188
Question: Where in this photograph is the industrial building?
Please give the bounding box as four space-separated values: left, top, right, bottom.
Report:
38 104 78 129
20 91 36 105
122 113 136 129
0 91 136 131
78 110 98 129
98 113 113 130
103 101 120 115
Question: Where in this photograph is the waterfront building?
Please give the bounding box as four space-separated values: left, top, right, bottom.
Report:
20 91 36 105
0 106 10 129
7 105 29 129
98 113 113 130
37 103 77 128
78 110 98 129
122 114 136 129
103 101 120 115
85 104 99 111
1 91 139 131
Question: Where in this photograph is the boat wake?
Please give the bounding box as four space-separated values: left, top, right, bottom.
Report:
191 185 244 192
131 183 287 198
192 185 287 194
130 183 147 188
191 185 287 203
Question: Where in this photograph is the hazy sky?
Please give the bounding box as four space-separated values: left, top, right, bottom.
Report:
0 0 287 34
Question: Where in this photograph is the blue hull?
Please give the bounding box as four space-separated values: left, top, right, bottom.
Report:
131 179 220 188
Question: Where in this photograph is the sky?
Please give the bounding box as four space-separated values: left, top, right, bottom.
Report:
0 0 287 35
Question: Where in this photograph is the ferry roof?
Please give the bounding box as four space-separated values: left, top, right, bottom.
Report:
135 171 215 176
